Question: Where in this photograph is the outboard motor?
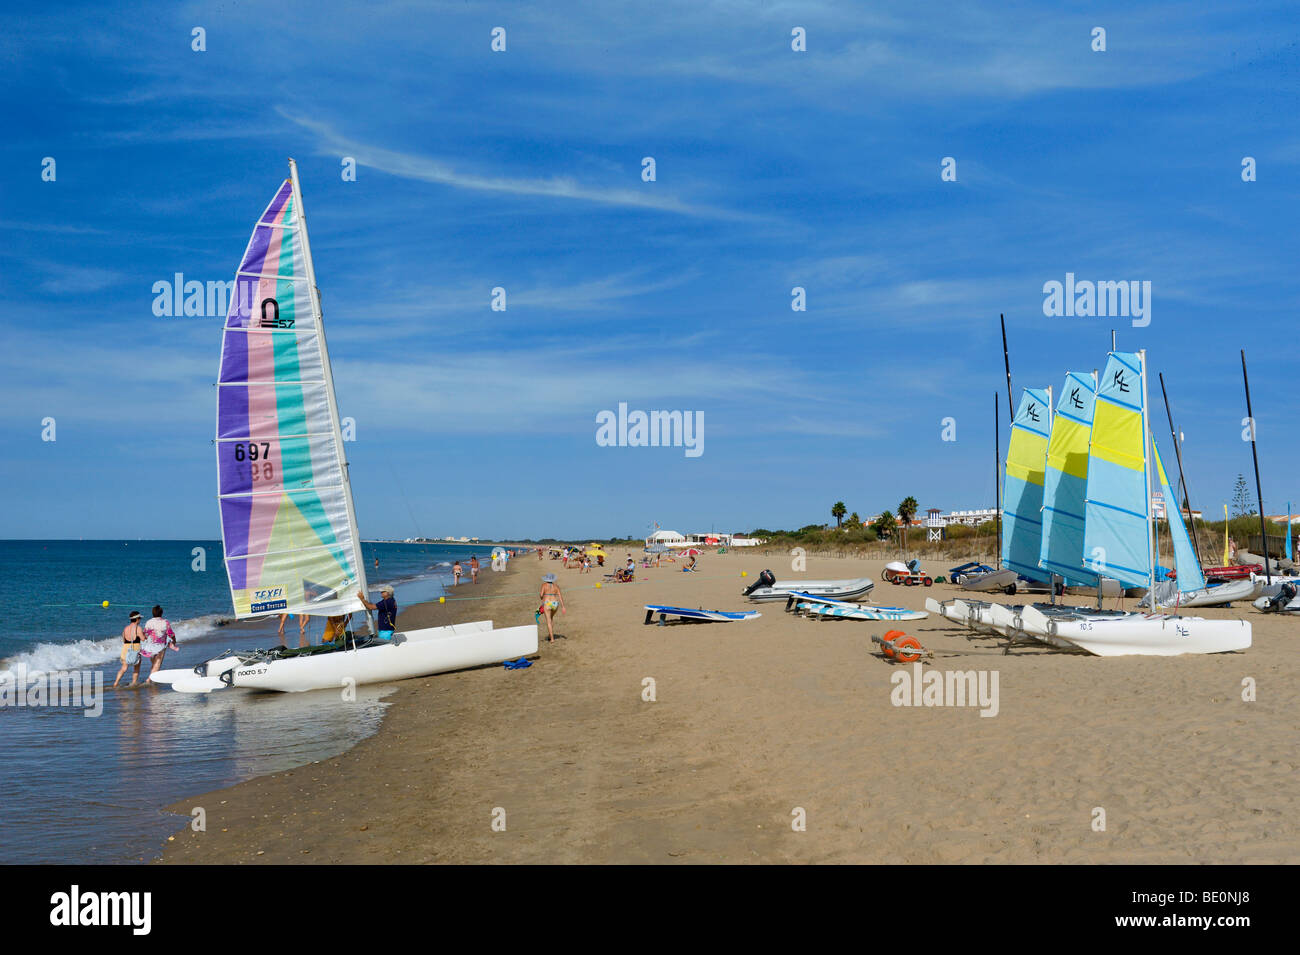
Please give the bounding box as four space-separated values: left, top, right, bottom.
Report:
742 569 777 596
1263 582 1297 613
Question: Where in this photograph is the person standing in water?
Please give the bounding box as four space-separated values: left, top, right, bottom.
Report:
356 584 398 640
470 555 480 584
113 611 145 688
538 573 565 643
277 612 309 648
141 605 178 677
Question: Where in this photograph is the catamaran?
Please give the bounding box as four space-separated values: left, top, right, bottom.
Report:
934 352 1251 655
1013 351 1247 654
152 161 537 693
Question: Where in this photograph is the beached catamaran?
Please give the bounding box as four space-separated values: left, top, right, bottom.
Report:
932 351 1251 655
1019 351 1249 654
153 161 536 693
958 388 1051 595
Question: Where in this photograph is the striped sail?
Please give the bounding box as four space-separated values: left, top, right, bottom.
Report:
1153 440 1207 593
216 177 366 619
1082 352 1152 589
1001 387 1053 582
1039 372 1098 586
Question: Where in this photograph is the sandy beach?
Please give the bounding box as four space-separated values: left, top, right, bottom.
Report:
159 550 1299 864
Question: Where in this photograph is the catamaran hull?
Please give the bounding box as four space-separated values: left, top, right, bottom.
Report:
153 621 537 693
1022 606 1250 656
232 623 538 692
926 597 1004 635
150 655 244 686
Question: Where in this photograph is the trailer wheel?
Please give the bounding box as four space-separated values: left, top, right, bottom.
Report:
880 629 907 659
922 577 933 587
892 636 924 663
1005 584 1017 595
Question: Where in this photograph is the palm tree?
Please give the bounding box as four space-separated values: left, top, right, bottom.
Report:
871 511 895 541
848 511 860 527
831 501 847 528
897 496 918 550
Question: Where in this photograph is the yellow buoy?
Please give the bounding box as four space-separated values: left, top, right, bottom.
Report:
102 600 110 608
741 571 747 577
438 596 445 603
595 582 602 589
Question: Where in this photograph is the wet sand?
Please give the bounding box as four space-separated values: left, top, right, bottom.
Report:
160 551 1299 864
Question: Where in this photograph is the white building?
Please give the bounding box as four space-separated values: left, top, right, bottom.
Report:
943 508 1000 526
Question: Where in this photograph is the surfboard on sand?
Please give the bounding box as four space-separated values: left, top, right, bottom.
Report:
643 606 762 625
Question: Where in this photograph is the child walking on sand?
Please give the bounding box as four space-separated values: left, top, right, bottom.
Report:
538 573 565 643
453 560 463 585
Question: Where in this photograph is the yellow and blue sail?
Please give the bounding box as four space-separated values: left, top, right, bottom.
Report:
1001 386 1053 582
1082 352 1152 588
1153 440 1206 592
1039 372 1098 586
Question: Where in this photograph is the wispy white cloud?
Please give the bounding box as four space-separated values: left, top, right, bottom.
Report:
33 262 125 295
279 109 761 221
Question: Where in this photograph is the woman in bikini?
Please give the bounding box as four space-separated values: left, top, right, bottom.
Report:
538 573 565 643
113 611 145 688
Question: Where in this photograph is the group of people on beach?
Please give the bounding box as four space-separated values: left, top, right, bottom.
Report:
451 556 481 585
268 584 401 649
113 606 177 687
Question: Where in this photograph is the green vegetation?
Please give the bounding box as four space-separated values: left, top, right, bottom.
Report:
1231 474 1254 517
831 501 847 528
897 496 918 550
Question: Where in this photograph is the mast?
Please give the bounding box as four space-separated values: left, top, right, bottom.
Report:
1000 314 1013 418
1092 368 1102 609
1158 373 1204 568
288 158 372 622
994 393 1001 569
1241 350 1272 582
1139 349 1156 597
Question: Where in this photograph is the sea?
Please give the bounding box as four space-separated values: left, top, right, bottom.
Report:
0 539 501 864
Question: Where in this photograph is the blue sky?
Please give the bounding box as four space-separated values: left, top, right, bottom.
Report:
2 1 1298 540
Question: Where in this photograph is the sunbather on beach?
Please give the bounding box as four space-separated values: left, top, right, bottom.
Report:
539 573 565 642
